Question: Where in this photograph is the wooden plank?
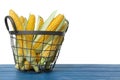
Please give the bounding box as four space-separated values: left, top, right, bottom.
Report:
1 64 120 80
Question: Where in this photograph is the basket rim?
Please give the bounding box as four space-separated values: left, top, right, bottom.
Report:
9 31 65 35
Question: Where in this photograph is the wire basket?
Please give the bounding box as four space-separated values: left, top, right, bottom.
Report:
5 16 68 72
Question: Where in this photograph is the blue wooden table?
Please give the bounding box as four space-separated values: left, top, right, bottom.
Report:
1 64 120 80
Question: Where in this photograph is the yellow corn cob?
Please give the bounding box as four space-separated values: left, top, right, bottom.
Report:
25 14 35 61
33 14 64 50
23 14 39 72
9 10 24 64
25 14 36 66
26 14 35 48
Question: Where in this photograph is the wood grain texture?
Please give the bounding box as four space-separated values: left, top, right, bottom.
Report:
0 64 120 80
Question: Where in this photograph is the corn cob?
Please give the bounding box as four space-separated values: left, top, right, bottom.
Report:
19 16 28 56
26 14 35 48
25 14 35 57
9 10 24 66
24 14 40 72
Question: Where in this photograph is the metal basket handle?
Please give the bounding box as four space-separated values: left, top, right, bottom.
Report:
5 16 18 33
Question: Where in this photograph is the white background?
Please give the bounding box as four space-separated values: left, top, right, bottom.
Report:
0 0 120 64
